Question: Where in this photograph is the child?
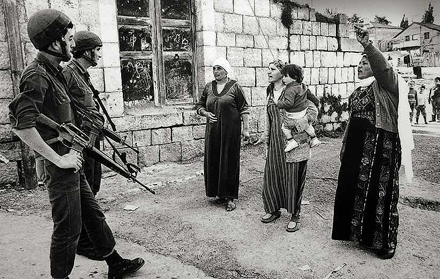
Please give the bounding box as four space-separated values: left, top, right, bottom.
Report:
415 84 429 124
276 64 320 152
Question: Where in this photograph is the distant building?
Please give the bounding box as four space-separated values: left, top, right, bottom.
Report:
392 22 440 66
367 22 403 52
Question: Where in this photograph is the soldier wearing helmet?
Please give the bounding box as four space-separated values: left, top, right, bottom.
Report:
62 31 105 261
9 9 144 279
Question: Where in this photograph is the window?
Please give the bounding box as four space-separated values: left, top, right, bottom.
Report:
412 34 418 40
117 0 196 107
405 35 410 41
424 32 430 39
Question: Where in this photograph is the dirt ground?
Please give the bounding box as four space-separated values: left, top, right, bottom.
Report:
1 128 439 279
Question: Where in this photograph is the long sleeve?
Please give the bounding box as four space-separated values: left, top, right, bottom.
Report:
195 83 210 116
235 83 249 115
306 89 320 108
363 43 398 96
276 86 296 109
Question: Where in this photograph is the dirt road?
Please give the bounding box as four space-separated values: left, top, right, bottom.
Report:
1 128 439 279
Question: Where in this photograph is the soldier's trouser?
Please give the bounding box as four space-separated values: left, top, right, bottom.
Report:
78 141 103 251
44 162 115 279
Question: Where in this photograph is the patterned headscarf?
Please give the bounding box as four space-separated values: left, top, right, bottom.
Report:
270 59 286 71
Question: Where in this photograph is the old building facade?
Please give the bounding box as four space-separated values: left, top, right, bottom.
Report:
0 0 362 185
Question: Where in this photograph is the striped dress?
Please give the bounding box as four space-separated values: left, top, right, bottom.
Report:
263 85 314 221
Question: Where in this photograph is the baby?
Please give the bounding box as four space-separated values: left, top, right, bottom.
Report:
276 64 321 152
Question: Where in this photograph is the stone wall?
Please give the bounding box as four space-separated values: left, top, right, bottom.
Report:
0 0 364 186
196 0 363 133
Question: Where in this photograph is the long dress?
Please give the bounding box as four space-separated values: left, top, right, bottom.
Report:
196 79 249 199
332 85 401 251
262 85 315 220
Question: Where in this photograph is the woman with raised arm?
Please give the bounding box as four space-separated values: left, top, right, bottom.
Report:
332 26 414 259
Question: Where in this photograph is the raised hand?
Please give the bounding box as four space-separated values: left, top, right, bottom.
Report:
354 25 370 47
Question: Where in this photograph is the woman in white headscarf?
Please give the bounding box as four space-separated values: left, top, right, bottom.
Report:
332 27 413 259
195 57 250 211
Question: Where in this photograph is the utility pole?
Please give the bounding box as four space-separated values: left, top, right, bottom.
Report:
3 0 38 189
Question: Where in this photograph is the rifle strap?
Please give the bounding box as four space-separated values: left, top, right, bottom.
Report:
86 79 117 131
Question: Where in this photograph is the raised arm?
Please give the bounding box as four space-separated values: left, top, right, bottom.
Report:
356 26 398 95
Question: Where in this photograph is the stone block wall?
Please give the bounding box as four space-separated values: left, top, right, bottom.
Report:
195 0 363 135
0 0 365 185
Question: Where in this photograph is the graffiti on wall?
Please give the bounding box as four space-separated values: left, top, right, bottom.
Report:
165 56 192 100
121 59 154 102
119 26 152 51
162 28 191 51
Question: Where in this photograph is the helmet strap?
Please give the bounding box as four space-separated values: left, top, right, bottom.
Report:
82 49 97 67
43 38 70 61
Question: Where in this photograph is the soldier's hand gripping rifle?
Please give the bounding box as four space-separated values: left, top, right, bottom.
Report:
37 114 155 194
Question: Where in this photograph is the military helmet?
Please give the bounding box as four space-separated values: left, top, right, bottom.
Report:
72 31 102 53
27 9 73 50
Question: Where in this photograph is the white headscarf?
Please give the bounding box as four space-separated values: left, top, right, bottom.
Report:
213 57 231 75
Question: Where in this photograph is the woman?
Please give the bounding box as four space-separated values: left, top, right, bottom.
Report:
332 27 413 259
196 57 250 211
257 60 319 232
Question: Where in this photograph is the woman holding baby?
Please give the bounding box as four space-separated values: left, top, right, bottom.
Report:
257 60 319 232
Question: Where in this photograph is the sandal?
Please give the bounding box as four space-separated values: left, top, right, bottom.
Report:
226 200 236 211
261 211 281 223
215 197 227 204
286 221 300 232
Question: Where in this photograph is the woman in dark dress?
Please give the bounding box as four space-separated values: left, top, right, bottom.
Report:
332 27 414 259
195 58 250 211
256 60 319 232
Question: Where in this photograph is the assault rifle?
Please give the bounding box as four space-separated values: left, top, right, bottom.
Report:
82 82 140 176
76 107 140 177
37 114 155 194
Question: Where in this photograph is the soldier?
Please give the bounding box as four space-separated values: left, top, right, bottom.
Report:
62 30 105 261
9 9 144 279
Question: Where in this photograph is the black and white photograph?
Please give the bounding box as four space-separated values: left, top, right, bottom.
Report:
1 0 439 278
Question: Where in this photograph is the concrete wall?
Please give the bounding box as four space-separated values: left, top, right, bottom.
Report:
0 0 364 186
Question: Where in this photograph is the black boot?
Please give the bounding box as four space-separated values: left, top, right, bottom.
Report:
424 116 428 124
430 115 436 122
108 258 145 279
376 248 396 259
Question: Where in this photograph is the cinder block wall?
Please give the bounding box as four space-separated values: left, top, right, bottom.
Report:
0 0 364 186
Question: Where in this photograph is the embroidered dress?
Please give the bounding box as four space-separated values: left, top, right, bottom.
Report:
332 85 401 251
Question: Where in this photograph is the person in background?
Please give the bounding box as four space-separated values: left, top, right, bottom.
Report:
429 77 440 122
332 26 413 259
8 9 144 279
195 57 250 212
407 80 417 124
276 64 321 152
415 85 429 125
256 59 319 232
62 31 105 261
